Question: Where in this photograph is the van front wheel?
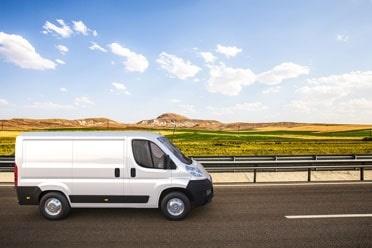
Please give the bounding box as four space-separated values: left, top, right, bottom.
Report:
161 192 191 220
39 192 70 220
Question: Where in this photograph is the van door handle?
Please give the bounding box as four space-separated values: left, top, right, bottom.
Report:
130 168 136 178
114 168 120 178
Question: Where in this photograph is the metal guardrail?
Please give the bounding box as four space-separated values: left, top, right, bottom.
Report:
192 154 372 182
0 157 14 172
1 155 372 182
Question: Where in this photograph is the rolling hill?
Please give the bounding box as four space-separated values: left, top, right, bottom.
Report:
0 118 126 130
1 112 372 132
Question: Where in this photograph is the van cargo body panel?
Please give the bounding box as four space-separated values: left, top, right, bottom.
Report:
72 139 125 197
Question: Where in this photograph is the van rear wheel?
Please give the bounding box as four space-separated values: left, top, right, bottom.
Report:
161 192 191 220
39 192 70 220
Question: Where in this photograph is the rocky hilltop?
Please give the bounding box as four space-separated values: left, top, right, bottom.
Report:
136 113 222 129
136 113 311 130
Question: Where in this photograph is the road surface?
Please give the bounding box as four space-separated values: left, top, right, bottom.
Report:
0 184 371 248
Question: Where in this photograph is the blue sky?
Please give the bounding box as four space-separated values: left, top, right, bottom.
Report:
1 0 372 123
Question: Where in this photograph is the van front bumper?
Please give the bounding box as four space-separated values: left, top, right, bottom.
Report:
186 179 213 207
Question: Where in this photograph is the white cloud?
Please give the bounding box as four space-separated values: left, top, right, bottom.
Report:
0 32 56 70
42 19 73 38
112 82 127 90
25 97 98 112
109 43 149 72
55 59 65 65
72 20 97 36
336 34 349 42
290 71 372 122
200 51 216 63
28 101 73 110
293 71 372 111
207 102 267 115
110 82 130 95
216 44 242 58
56 45 68 55
74 96 95 107
170 98 181 103
257 62 309 85
0 98 9 106
291 97 372 123
262 86 281 94
156 52 201 80
206 63 256 96
72 20 88 35
337 98 372 113
89 42 107 52
43 19 97 38
297 71 372 100
178 104 196 115
59 87 67 92
206 61 309 96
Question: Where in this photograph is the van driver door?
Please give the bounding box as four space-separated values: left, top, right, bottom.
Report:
125 139 172 206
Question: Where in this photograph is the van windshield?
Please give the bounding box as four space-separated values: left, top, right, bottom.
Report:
157 137 192 165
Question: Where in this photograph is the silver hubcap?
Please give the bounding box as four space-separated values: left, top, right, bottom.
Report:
44 198 62 216
167 198 185 216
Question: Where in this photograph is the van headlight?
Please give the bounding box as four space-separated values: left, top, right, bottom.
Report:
185 165 203 177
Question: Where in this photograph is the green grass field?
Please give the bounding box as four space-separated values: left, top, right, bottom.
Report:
1 128 372 156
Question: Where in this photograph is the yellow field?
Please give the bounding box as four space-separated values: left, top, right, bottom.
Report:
1 129 372 156
256 124 372 132
0 131 19 156
178 131 357 140
0 131 21 138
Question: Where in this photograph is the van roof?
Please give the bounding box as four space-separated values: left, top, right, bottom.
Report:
18 131 163 139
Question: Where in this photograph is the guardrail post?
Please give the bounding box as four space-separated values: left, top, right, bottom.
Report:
253 169 257 183
360 167 364 181
307 168 311 182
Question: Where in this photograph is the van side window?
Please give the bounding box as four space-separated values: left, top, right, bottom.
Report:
132 140 166 169
150 142 165 169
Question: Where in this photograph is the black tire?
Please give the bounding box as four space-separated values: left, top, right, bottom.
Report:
160 192 191 221
39 192 71 220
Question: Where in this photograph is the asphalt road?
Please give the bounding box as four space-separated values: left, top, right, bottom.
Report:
0 184 371 248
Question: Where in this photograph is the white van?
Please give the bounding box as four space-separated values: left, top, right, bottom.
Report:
15 131 213 220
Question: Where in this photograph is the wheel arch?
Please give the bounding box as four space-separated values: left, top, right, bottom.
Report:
158 187 193 207
38 190 70 203
37 183 71 203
